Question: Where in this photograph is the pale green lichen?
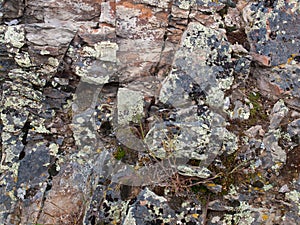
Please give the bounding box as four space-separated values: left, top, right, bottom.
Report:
81 75 110 85
223 201 255 225
38 57 61 74
263 130 286 169
8 69 46 87
2 142 22 164
55 157 64 171
285 190 300 215
7 190 17 201
275 0 285 9
9 82 42 100
75 64 90 77
117 88 144 125
32 124 50 134
0 162 19 179
263 184 273 191
206 86 224 108
103 199 130 224
48 57 59 67
4 95 41 109
154 35 237 176
228 184 238 197
14 52 32 67
182 22 219 49
4 25 25 48
144 118 212 160
40 49 51 55
49 143 59 156
288 0 300 13
10 162 19 179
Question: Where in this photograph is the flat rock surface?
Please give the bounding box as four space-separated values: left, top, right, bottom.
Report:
0 0 300 224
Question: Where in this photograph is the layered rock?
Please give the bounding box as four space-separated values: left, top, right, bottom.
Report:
0 0 299 224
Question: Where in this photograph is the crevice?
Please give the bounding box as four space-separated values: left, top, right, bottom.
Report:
19 120 31 160
149 0 176 77
187 3 193 25
0 118 3 163
35 182 48 224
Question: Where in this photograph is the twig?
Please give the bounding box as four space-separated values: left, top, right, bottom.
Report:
202 193 210 225
183 172 223 188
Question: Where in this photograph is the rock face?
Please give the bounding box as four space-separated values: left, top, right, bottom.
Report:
0 0 299 224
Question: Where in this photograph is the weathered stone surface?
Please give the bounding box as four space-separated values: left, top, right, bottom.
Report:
1 0 300 224
244 1 300 66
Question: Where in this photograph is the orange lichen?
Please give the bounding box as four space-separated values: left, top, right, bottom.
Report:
140 7 152 19
262 214 269 221
287 54 299 64
118 1 153 20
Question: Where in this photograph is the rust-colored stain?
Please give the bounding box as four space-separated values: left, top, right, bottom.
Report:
250 52 270 67
154 11 168 21
109 0 116 11
140 7 152 19
118 1 153 20
82 0 102 3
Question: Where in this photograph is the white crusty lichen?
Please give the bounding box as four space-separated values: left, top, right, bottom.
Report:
49 143 59 156
177 165 211 178
122 207 136 225
40 49 51 55
285 190 300 215
17 187 26 200
182 22 220 50
75 60 111 84
83 41 118 62
220 129 238 154
4 25 25 48
117 88 144 125
218 76 234 90
230 100 251 120
143 188 167 202
177 0 195 10
75 62 90 77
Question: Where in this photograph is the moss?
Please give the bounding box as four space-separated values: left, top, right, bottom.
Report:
191 184 208 194
190 184 212 207
247 92 268 125
248 91 260 102
205 151 259 196
114 146 126 160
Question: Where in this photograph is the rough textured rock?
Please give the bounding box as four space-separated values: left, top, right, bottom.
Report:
0 0 300 224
